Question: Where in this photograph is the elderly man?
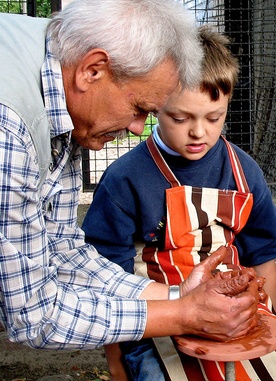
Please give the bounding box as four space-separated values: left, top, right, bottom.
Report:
0 0 258 350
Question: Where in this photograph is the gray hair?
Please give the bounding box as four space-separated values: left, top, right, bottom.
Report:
47 0 203 88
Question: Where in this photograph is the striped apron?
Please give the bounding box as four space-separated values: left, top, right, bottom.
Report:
134 135 275 381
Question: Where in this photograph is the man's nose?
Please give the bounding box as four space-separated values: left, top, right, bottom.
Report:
128 114 148 136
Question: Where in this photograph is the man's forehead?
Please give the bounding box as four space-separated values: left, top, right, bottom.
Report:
123 67 179 115
136 85 179 114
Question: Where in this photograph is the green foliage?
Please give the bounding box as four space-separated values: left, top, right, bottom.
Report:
0 0 51 17
0 0 21 13
36 0 51 17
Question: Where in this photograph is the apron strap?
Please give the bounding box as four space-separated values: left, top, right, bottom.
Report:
221 135 250 193
146 135 181 188
147 134 250 193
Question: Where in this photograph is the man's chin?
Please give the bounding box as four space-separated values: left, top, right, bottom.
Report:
105 130 128 140
79 130 128 151
79 138 108 151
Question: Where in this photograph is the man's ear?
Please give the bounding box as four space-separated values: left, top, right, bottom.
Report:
75 48 109 91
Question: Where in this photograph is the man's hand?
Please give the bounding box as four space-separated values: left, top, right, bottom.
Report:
180 246 266 302
143 246 264 342
179 274 259 341
179 246 233 296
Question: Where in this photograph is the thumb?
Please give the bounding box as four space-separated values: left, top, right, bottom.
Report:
199 245 228 272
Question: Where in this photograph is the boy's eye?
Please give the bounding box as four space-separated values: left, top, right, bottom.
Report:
208 118 219 123
173 117 188 123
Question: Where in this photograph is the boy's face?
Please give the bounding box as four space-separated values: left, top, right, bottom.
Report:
157 87 229 160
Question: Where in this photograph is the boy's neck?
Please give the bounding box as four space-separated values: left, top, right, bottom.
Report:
153 125 181 156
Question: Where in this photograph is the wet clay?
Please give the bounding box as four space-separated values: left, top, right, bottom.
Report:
174 313 276 361
174 269 276 361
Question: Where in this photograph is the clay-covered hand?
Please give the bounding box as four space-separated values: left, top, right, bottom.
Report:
213 266 267 303
179 246 266 304
179 245 232 296
179 274 259 341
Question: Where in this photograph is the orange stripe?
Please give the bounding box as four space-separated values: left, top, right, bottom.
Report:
234 193 253 233
157 249 183 284
200 360 225 380
232 192 253 232
166 187 193 246
234 361 254 381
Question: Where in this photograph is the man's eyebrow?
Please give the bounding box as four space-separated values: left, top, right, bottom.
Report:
136 105 151 115
137 102 159 114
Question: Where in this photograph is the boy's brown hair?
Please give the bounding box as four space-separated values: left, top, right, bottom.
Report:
198 24 239 101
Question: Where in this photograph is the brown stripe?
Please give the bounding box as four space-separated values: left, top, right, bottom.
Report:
250 357 275 381
177 350 207 381
199 226 212 260
191 188 208 229
191 188 212 259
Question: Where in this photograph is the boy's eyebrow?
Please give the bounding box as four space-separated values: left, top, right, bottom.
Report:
167 106 227 114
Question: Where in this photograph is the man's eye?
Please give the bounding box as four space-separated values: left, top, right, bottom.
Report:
135 107 148 116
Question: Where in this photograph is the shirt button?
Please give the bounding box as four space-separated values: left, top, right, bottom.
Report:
52 148 59 157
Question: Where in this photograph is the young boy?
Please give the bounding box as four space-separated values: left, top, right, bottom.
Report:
82 25 276 381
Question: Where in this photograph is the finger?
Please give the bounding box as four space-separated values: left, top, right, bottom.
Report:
213 273 250 296
239 267 256 280
224 264 241 272
258 289 267 302
214 269 240 280
255 276 266 289
246 277 260 300
199 246 228 272
213 271 232 280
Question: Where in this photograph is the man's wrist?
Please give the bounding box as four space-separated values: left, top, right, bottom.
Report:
168 285 180 300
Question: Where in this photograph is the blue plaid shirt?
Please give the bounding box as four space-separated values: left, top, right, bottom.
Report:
0 36 150 349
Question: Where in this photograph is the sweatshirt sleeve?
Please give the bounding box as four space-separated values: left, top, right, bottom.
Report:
83 178 138 274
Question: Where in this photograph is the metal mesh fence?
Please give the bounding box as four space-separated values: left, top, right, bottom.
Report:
1 0 275 195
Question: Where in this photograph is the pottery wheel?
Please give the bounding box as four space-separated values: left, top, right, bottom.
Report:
174 313 276 361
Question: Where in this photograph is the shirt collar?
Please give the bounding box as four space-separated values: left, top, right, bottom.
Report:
152 124 181 156
41 35 74 139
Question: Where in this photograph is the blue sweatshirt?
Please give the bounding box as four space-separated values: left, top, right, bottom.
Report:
82 136 276 273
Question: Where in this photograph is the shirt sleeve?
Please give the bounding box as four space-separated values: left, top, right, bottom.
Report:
0 105 152 349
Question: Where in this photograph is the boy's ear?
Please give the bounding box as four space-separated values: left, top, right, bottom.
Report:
75 48 110 91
